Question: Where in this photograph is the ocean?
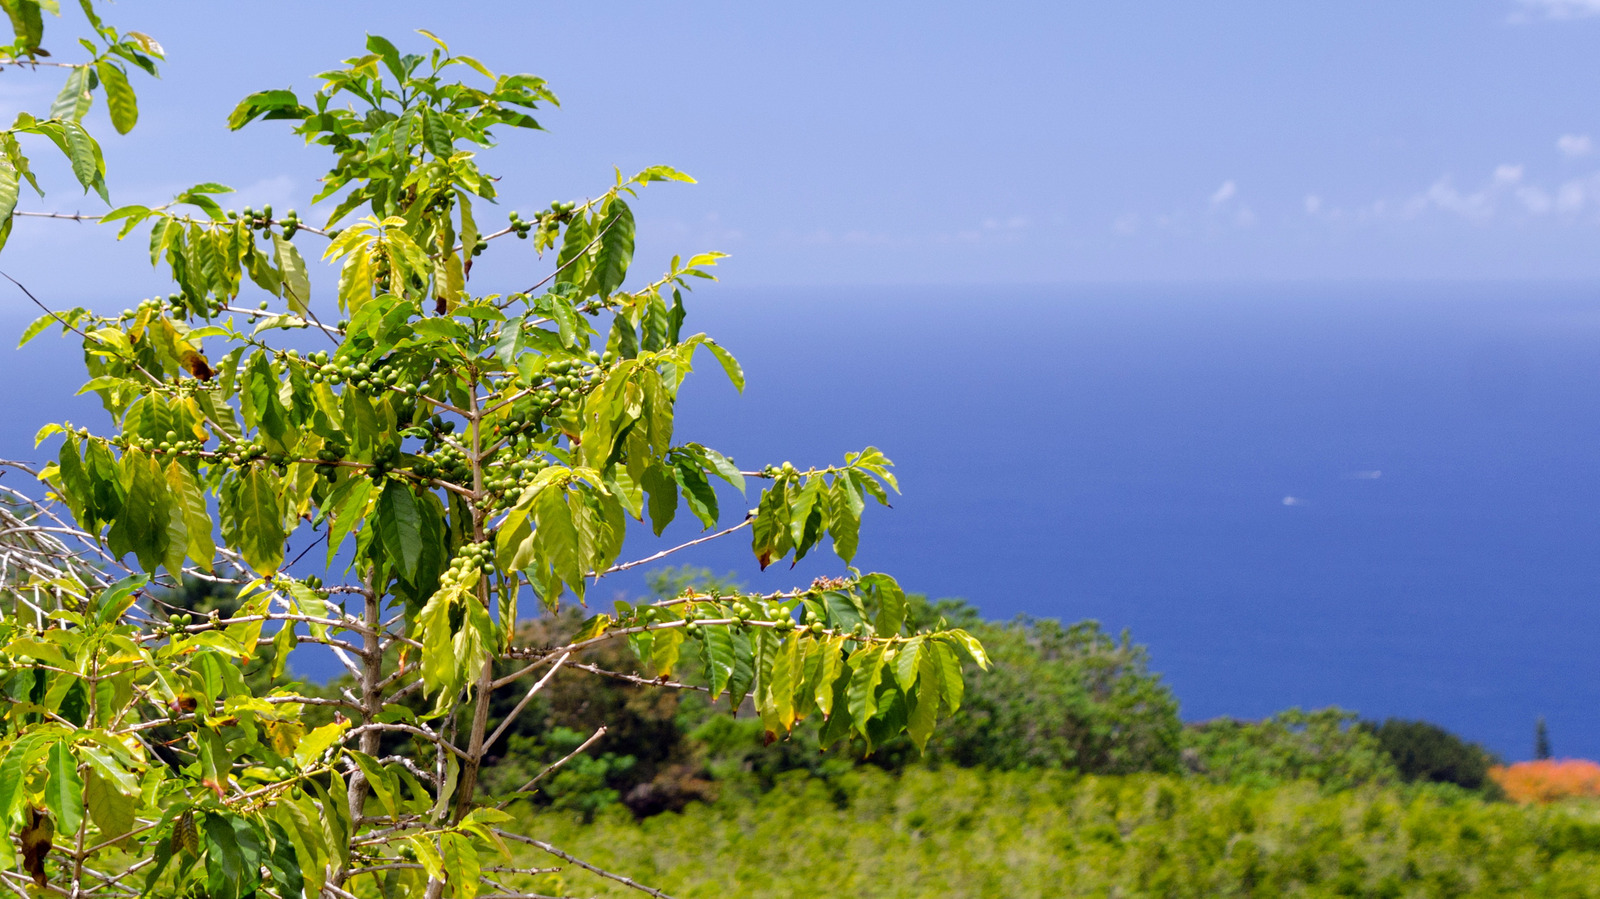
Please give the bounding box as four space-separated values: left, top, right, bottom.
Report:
6 282 1600 760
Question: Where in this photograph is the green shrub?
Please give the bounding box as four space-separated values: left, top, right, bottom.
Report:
910 598 1183 774
1182 707 1399 789
1363 717 1500 790
507 767 1600 898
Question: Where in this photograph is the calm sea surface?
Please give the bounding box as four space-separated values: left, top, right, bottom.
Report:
7 282 1600 760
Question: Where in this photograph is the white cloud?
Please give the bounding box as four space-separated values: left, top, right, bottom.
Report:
1111 213 1139 236
1559 134 1594 157
1511 0 1600 19
1304 194 1323 215
1365 163 1600 224
1209 180 1237 205
1557 178 1592 212
1517 185 1553 213
1421 178 1496 223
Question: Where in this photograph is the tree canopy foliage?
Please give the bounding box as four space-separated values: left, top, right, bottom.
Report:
0 13 987 899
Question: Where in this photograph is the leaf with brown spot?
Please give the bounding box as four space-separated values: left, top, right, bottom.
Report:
180 348 214 381
171 809 198 855
20 806 53 888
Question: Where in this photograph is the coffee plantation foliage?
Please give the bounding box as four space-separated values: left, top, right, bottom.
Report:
287 578 1186 819
0 22 991 899
503 767 1600 899
293 568 1502 822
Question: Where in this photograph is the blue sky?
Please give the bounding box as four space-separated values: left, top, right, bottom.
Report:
10 3 1600 749
8 0 1600 301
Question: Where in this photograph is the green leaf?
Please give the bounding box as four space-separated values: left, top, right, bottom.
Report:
107 452 169 573
0 155 18 237
293 720 350 769
673 458 718 529
264 820 304 899
17 310 57 347
769 632 801 731
815 635 846 718
846 644 887 735
868 574 907 637
930 640 964 714
554 211 594 292
944 628 990 669
407 835 444 881
908 645 946 753
51 65 91 121
417 585 463 696
642 462 677 535
168 461 215 573
0 734 47 823
348 751 398 819
325 476 373 565
60 121 105 200
592 198 635 297
202 813 245 899
828 478 862 564
702 338 744 392
788 475 825 561
226 89 306 130
650 625 684 678
83 768 136 846
2 0 41 51
234 467 287 574
421 107 454 158
365 34 404 79
45 740 83 837
533 483 581 598
893 636 922 691
700 622 735 700
272 233 311 315
374 481 422 582
96 61 138 134
440 832 480 899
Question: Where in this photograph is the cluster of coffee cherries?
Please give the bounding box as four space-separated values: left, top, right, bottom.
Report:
211 437 292 471
312 443 348 482
481 456 552 511
412 443 471 484
541 353 601 404
363 443 403 482
507 201 573 243
490 405 547 448
440 540 496 589
118 291 223 323
234 204 300 238
162 611 197 636
303 351 421 398
113 428 208 458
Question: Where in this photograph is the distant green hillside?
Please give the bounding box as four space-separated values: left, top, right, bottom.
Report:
508 767 1600 899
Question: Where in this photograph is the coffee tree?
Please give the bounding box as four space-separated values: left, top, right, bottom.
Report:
0 0 162 249
0 27 987 899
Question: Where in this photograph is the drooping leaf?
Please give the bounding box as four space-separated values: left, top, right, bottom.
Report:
51 66 91 121
96 61 138 134
846 644 887 736
592 198 635 297
44 740 82 838
272 233 311 315
440 832 480 899
375 480 423 582
232 466 287 574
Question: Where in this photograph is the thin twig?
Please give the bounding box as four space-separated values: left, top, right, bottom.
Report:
497 726 606 809
484 652 570 748
593 517 751 580
492 830 676 899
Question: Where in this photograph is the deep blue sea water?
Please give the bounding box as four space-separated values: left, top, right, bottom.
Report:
6 282 1600 760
